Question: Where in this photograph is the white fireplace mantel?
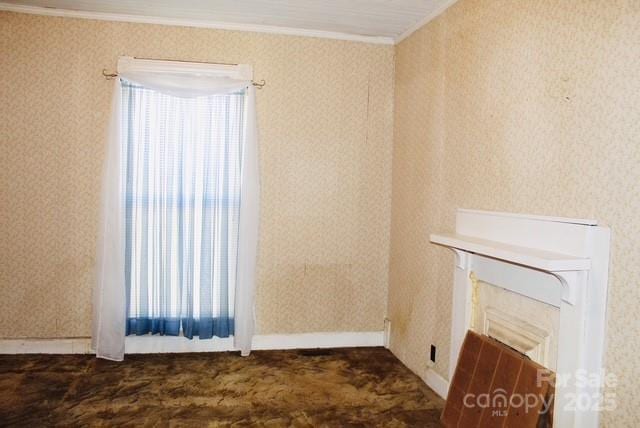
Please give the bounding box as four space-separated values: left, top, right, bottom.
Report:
430 209 610 428
430 233 591 271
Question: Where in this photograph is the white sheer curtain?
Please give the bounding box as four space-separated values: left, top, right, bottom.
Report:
93 57 259 360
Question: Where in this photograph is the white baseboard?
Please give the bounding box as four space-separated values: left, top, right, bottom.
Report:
125 335 235 354
0 331 384 355
0 338 92 354
423 368 450 399
252 331 383 350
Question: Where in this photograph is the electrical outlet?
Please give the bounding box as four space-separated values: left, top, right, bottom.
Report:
430 345 436 363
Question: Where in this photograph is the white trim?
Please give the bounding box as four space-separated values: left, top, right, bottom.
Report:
472 254 561 307
252 332 383 350
395 0 459 43
383 318 391 349
0 331 384 355
482 307 553 370
125 336 235 354
0 3 394 45
0 338 93 354
455 208 599 257
423 368 449 399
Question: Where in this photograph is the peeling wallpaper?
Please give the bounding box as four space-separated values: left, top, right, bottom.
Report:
389 0 640 426
0 12 394 338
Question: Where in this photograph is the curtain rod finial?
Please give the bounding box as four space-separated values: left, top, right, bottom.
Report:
102 69 118 80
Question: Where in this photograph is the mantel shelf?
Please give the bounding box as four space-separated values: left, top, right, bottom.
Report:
430 233 591 272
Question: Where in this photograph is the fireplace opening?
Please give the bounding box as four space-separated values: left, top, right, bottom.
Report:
470 275 559 371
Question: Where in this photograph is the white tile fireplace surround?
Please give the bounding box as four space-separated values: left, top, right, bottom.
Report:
431 209 610 428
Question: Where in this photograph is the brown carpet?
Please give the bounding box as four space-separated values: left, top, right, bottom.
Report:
0 347 444 427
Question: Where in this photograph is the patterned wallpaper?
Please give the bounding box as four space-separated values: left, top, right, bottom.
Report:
0 12 394 337
3 2 639 425
389 0 640 426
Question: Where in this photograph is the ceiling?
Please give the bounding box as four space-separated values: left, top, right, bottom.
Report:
0 0 458 44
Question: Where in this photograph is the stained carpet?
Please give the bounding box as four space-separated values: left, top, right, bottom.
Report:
0 347 444 427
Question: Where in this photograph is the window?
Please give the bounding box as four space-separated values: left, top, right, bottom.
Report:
121 81 245 339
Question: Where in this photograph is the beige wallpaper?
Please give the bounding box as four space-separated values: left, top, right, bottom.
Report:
389 0 640 426
0 12 394 338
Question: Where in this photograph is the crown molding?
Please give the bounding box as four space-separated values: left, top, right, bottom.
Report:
395 0 459 44
0 2 395 45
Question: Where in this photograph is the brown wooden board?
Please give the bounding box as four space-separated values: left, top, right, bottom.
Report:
441 331 554 428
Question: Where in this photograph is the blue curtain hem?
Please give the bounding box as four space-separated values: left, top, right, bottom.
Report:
126 317 234 339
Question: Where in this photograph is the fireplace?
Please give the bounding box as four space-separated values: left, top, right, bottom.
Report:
431 209 610 428
470 275 559 371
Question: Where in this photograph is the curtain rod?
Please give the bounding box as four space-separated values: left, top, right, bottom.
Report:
101 57 266 89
